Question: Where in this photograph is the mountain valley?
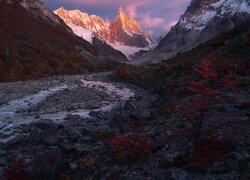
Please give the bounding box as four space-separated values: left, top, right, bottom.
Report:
0 0 250 179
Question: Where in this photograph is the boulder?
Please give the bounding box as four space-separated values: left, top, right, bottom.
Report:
41 128 59 146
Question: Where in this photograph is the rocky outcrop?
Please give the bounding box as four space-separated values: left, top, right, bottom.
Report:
20 0 70 30
108 7 152 48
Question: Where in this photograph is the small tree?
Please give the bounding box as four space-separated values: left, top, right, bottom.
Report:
161 59 241 144
118 66 127 79
184 58 240 143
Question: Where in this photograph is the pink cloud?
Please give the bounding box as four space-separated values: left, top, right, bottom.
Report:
66 0 153 7
124 0 153 19
140 15 165 28
125 5 137 19
43 0 191 34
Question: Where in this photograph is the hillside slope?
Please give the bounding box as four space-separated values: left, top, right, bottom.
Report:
0 0 125 82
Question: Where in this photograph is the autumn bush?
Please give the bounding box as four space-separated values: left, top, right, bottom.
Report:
118 65 127 79
160 58 241 143
183 136 236 167
4 150 63 180
186 59 240 141
106 133 151 161
115 65 147 85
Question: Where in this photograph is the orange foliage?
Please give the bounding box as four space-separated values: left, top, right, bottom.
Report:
118 66 127 79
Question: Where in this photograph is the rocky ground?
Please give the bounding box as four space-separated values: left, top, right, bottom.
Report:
0 71 250 180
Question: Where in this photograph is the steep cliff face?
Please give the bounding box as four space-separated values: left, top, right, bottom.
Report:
20 0 70 30
108 7 149 47
54 7 156 60
134 0 250 64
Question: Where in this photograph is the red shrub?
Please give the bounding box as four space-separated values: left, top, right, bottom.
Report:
192 59 218 80
179 99 209 118
4 158 34 180
118 66 127 79
183 136 235 167
188 87 221 95
106 133 151 160
216 71 240 88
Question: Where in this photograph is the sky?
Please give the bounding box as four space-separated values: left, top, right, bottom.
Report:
42 0 191 35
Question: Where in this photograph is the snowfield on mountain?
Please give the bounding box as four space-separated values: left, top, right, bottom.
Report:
54 7 156 60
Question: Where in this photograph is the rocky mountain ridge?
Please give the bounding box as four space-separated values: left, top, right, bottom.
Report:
54 7 156 60
134 0 250 64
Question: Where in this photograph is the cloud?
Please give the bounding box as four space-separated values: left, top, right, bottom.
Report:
124 0 153 19
125 5 137 19
42 0 191 35
140 15 165 29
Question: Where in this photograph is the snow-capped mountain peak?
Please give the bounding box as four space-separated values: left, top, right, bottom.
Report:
134 0 250 64
179 0 250 31
54 7 110 33
114 6 142 34
54 7 156 60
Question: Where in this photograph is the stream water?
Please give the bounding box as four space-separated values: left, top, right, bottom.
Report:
0 77 134 143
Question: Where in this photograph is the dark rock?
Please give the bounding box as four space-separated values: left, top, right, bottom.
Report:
60 142 75 153
80 136 92 143
81 127 91 136
64 114 81 121
112 112 129 121
129 110 152 121
0 157 7 167
120 126 133 133
158 169 189 180
100 165 119 180
236 102 250 109
34 115 40 119
241 162 250 180
28 128 41 145
0 149 6 156
31 119 58 130
211 162 229 174
90 111 109 120
152 135 171 153
74 144 85 153
123 101 137 111
233 151 250 161
6 134 25 147
69 162 78 171
66 129 81 142
89 111 100 118
41 129 59 146
164 152 182 162
0 143 4 149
